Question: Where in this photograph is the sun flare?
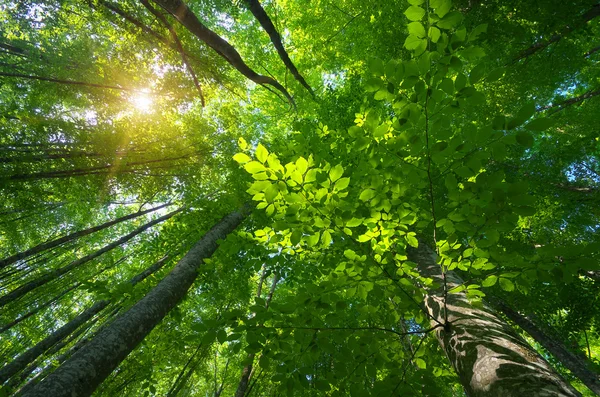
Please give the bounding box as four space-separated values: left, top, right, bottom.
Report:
131 92 153 112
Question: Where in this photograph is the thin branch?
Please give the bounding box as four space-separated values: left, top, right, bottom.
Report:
139 0 205 106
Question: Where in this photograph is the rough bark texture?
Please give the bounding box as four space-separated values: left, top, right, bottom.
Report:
22 208 246 397
244 0 314 96
0 255 169 385
151 0 294 105
492 299 600 395
407 241 581 397
0 203 170 269
0 209 181 308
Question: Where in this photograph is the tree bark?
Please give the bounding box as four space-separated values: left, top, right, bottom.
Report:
0 255 169 385
0 209 181 308
491 299 600 395
243 0 314 96
407 241 581 396
150 0 294 105
0 203 170 269
21 208 247 397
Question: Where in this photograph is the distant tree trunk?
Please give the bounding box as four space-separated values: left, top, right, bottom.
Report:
491 299 600 395
407 241 581 396
0 209 181 308
22 208 247 397
0 255 169 385
0 203 170 269
234 272 278 397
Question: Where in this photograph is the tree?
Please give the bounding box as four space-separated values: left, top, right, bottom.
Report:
1 0 599 396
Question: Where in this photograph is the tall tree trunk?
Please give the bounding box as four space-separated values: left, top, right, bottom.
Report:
491 299 600 395
0 203 171 269
0 255 169 385
22 208 247 397
0 209 181 308
234 272 278 397
407 241 581 396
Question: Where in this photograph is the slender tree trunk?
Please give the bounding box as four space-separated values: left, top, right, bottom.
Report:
491 299 600 395
234 273 278 397
0 209 181 308
151 0 294 105
0 256 169 385
243 0 314 96
407 241 581 396
0 203 170 269
22 208 247 397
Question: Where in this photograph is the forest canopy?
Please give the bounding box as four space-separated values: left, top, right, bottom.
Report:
0 0 599 396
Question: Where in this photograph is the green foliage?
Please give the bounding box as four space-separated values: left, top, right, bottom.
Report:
1 0 599 396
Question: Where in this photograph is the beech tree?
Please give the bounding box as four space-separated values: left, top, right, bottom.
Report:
1 0 599 396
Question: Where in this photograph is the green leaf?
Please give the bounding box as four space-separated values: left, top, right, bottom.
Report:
255 144 269 163
296 157 308 174
233 153 252 164
359 189 376 201
290 230 302 246
321 230 332 246
404 6 426 21
429 26 441 43
469 23 488 41
238 137 249 150
487 67 505 82
516 131 534 148
415 358 427 369
374 124 389 137
329 164 344 182
436 12 463 29
482 275 498 287
408 22 426 38
365 78 384 92
335 177 350 191
264 183 279 203
406 233 419 248
499 278 515 292
435 0 452 18
244 161 267 174
525 118 554 131
404 35 426 51
346 218 363 227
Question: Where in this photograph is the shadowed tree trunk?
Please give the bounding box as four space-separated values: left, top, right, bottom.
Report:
407 240 581 396
243 0 314 96
0 203 171 269
0 209 181 308
0 255 170 385
491 298 600 395
151 0 294 105
21 207 247 397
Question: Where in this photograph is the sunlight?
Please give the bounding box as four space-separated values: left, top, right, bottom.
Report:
131 91 153 112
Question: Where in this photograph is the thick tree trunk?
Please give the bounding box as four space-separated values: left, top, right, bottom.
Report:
0 209 181 308
0 255 169 385
0 203 170 269
491 299 600 395
22 208 247 397
407 241 581 396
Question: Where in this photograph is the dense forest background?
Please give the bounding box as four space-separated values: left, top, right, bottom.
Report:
0 0 599 396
